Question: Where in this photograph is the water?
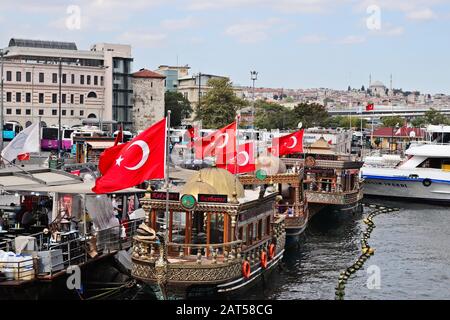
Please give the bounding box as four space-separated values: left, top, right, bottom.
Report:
245 200 450 300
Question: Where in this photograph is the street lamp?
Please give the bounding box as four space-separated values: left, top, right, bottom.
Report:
250 70 258 144
58 57 62 157
0 49 10 150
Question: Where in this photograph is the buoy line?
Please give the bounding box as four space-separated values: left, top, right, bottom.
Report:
334 203 400 300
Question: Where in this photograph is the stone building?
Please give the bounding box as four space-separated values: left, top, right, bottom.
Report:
131 69 165 132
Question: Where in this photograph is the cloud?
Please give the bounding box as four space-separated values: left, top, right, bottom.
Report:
298 34 327 44
161 16 198 30
225 18 284 43
406 8 436 21
117 32 167 48
336 35 366 44
368 23 405 37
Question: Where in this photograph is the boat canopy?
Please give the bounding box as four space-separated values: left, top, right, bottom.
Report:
405 144 450 157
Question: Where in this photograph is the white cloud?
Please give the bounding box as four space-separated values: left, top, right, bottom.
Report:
406 8 436 21
336 35 366 44
117 32 167 48
161 16 198 30
298 34 327 44
225 18 284 43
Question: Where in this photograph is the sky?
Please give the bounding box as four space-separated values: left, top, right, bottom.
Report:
1 0 450 94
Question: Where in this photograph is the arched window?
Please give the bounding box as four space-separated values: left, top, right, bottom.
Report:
25 121 32 128
87 91 97 99
40 121 47 128
87 113 97 119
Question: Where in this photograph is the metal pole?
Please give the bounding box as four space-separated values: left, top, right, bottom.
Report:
198 72 201 112
0 49 6 151
58 57 62 157
164 111 171 244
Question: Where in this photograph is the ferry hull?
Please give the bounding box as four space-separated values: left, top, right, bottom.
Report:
363 177 450 203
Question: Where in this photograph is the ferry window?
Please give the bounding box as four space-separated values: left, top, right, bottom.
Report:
258 220 263 240
239 227 244 243
247 224 253 246
209 213 224 244
170 211 187 244
192 212 206 244
266 216 271 235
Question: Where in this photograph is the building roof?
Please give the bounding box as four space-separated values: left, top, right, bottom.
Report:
9 38 77 50
132 69 166 79
372 127 425 138
370 81 385 88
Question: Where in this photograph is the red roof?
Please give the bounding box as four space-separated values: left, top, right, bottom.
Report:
132 69 165 79
372 127 425 138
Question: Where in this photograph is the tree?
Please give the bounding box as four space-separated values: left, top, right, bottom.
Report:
333 116 367 129
411 117 427 128
381 116 404 127
273 94 279 100
195 78 248 128
424 108 448 125
164 91 192 127
291 103 330 129
348 85 351 91
361 85 365 92
254 101 293 130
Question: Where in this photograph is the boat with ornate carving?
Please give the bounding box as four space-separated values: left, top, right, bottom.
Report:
130 166 286 299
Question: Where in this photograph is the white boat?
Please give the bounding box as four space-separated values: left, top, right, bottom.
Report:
362 143 450 203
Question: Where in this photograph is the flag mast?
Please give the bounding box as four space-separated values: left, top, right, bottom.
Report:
233 114 239 203
164 111 171 244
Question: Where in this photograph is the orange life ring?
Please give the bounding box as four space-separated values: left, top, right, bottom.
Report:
242 260 251 279
260 251 268 269
268 244 276 259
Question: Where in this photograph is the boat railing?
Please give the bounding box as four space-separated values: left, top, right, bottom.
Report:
95 218 145 253
0 255 35 282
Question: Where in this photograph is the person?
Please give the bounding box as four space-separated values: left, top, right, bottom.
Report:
0 210 6 230
21 210 36 230
112 195 122 219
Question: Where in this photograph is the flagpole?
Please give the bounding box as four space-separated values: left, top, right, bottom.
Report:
233 114 239 202
165 111 171 244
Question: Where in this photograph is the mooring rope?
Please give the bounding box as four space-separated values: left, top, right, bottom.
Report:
334 204 400 300
77 280 137 300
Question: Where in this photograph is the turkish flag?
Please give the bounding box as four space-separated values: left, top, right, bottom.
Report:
17 153 30 161
193 122 236 159
366 103 374 111
269 130 304 157
217 142 256 174
93 118 167 194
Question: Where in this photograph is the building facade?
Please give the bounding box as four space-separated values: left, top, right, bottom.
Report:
1 38 132 129
131 69 165 132
155 65 190 92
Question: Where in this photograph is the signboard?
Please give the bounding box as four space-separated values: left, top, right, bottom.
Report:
198 194 228 204
180 194 196 210
150 192 180 201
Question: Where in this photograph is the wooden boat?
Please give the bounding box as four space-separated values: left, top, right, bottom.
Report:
130 166 286 299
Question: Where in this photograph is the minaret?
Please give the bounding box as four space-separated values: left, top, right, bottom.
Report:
390 74 393 94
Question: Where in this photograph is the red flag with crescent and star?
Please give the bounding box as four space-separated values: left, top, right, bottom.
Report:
269 130 304 157
217 141 256 174
93 118 167 194
193 122 236 159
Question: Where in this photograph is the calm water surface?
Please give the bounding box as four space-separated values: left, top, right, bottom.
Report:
245 200 450 300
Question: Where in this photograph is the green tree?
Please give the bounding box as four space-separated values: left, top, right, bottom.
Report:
164 91 192 127
411 116 427 128
382 116 404 127
291 103 330 129
424 108 448 125
254 101 293 130
195 78 247 128
332 116 367 129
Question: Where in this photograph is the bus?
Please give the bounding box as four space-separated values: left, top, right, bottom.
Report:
41 127 74 151
3 121 23 141
113 130 133 143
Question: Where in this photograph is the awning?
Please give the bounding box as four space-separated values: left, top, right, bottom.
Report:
87 141 116 149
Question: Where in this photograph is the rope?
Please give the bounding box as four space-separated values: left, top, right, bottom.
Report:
77 280 136 300
334 203 400 300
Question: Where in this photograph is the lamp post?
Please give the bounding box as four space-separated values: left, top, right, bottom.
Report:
58 57 62 157
250 71 258 131
0 49 9 150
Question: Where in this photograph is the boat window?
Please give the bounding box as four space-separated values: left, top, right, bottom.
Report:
170 211 186 244
257 220 263 240
239 227 244 243
246 224 253 246
419 158 448 169
192 212 206 244
209 213 224 245
266 216 271 235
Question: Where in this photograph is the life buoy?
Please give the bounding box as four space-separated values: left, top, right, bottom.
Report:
268 244 276 259
242 260 251 279
422 178 432 187
260 251 268 269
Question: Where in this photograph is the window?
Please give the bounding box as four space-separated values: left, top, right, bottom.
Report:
71 74 75 84
80 95 84 104
6 109 11 115
6 92 11 102
183 92 188 99
151 82 153 88
39 109 44 116
39 73 44 83
52 109 57 116
25 109 31 115
6 71 11 81
100 76 104 86
16 92 21 103
80 110 84 116
16 71 21 82
39 93 44 103
70 110 74 116
80 75 84 85
52 73 57 83
94 76 98 85
52 94 57 104
62 110 67 116
87 75 91 85
70 94 74 104
16 109 21 115
151 96 153 101
87 91 97 99
26 93 31 103
26 72 31 82
62 74 67 84
266 216 271 235
62 94 66 104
